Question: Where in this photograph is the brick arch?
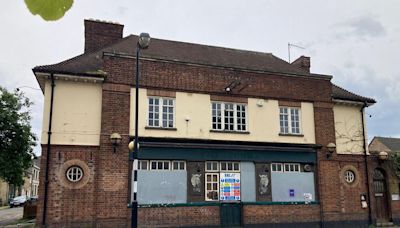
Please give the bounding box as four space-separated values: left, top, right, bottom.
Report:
58 159 91 189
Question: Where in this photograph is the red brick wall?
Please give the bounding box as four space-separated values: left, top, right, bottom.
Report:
243 204 320 224
94 83 132 225
102 55 332 102
35 145 99 227
138 206 220 227
314 103 369 222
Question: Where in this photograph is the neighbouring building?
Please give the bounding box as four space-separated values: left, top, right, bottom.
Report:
33 19 389 227
369 137 400 225
0 180 10 206
0 157 40 205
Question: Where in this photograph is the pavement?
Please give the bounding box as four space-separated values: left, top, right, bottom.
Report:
0 207 33 227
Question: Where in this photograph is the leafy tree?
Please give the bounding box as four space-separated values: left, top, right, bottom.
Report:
0 86 36 190
25 0 73 21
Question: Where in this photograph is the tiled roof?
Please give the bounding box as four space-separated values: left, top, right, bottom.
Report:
332 84 376 104
374 137 400 152
33 35 314 76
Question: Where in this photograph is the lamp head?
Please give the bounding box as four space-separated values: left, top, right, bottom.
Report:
378 151 389 161
110 133 122 153
138 33 151 49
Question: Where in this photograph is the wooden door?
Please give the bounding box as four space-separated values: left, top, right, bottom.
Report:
373 169 390 223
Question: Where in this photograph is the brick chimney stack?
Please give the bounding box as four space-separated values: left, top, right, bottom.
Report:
291 56 311 73
84 19 124 53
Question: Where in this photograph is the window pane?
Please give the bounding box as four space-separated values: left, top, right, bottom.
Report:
158 162 162 170
164 162 169 170
221 162 226 171
212 162 218 171
151 162 157 170
173 162 178 170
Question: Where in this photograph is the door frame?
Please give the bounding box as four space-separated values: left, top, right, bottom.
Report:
372 168 392 223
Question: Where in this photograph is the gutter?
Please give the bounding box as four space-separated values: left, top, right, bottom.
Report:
361 101 372 225
42 73 55 228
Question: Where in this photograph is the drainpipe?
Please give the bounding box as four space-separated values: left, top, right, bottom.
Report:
361 101 372 225
42 73 55 228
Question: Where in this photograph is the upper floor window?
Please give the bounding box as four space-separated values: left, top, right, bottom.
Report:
279 107 301 134
212 102 247 131
148 97 175 128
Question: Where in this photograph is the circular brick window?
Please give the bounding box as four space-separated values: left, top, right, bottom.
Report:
59 159 90 189
340 165 360 187
66 166 84 182
344 170 355 183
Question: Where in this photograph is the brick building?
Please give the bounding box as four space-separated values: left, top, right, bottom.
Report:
32 19 392 227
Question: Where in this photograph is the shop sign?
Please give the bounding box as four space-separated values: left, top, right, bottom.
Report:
220 173 240 201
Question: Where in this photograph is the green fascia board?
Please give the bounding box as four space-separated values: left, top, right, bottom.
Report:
138 147 316 163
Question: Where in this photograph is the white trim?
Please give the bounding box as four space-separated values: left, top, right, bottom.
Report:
211 102 247 132
147 97 176 128
35 72 105 83
283 163 301 172
205 173 220 201
172 161 186 170
220 162 240 172
149 160 171 170
279 106 302 135
205 161 219 172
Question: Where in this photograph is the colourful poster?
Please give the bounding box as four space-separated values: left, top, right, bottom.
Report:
220 173 240 201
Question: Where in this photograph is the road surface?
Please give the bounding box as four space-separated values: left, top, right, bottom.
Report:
0 207 23 226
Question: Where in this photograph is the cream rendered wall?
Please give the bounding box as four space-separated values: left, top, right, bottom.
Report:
130 89 315 144
41 80 102 145
333 104 365 154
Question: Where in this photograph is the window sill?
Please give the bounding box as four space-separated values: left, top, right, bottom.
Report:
145 126 177 131
210 130 250 134
279 133 304 137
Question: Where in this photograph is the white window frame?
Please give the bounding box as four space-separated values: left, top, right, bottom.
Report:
271 163 283 172
344 170 355 183
279 107 301 134
138 160 149 170
172 161 186 170
205 173 220 201
205 161 219 172
284 163 301 172
66 166 84 182
220 162 240 172
211 102 247 132
148 97 175 128
150 160 171 171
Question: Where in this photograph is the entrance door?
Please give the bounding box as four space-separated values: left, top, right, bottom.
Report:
373 169 390 223
220 202 242 227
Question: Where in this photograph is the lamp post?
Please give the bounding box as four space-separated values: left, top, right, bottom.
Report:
129 33 150 228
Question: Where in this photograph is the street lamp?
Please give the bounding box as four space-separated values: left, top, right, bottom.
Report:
130 32 150 228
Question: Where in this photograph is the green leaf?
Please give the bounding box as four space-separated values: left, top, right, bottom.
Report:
24 0 73 21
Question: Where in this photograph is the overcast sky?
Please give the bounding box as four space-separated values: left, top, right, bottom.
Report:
1 1 399 155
